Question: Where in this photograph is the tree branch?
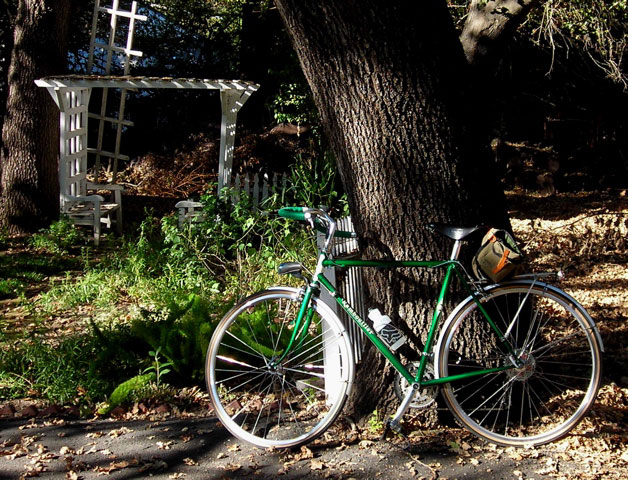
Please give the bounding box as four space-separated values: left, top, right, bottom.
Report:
460 0 542 66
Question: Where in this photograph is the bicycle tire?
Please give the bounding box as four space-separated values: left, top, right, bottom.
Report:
435 280 602 447
206 287 354 448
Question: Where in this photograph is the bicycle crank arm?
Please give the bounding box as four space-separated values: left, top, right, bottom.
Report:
387 383 420 432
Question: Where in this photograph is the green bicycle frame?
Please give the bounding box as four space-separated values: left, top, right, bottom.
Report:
277 254 517 386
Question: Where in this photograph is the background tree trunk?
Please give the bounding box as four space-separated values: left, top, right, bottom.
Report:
275 0 510 420
0 0 72 233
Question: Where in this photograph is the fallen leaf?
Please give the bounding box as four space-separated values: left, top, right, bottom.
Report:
94 460 133 475
358 440 374 449
108 427 133 438
294 445 314 461
311 459 324 470
138 459 168 473
222 463 242 472
60 446 74 456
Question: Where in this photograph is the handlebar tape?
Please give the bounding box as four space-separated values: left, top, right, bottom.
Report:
277 206 309 221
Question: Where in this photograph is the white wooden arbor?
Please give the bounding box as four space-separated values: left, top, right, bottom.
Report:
35 75 259 244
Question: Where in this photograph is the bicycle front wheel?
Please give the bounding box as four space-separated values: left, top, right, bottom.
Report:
206 287 354 448
436 281 602 447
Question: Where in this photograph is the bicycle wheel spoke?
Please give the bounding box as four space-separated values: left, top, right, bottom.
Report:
534 346 587 364
223 371 268 396
214 366 265 386
285 326 339 367
537 370 592 382
526 380 553 417
453 371 503 408
271 300 290 353
470 375 518 418
283 365 327 380
293 379 327 394
216 354 261 370
252 377 278 436
530 331 584 358
224 330 269 362
228 374 274 422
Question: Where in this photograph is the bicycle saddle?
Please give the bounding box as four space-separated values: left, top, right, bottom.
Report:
427 223 484 240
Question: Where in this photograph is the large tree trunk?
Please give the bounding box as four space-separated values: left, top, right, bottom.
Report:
275 0 510 420
0 3 16 133
0 0 72 234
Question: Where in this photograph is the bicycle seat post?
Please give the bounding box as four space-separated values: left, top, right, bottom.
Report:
450 239 463 261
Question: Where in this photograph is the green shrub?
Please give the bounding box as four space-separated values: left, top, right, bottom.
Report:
288 150 348 215
270 78 318 126
30 216 86 254
0 279 22 299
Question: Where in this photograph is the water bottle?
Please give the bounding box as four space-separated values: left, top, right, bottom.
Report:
368 308 407 352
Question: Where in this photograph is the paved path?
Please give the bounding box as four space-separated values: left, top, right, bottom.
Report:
0 415 589 479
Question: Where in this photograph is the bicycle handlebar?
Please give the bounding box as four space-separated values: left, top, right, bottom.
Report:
277 207 357 240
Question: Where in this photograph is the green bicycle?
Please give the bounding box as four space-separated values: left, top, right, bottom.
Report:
205 207 603 449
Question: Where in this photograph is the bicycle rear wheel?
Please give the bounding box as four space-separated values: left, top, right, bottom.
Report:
436 281 602 447
206 287 354 448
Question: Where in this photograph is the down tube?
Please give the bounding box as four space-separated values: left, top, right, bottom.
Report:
317 274 414 384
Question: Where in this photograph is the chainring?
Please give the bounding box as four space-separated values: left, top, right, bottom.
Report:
393 361 438 409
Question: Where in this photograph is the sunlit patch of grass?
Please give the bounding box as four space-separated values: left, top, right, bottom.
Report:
0 241 81 300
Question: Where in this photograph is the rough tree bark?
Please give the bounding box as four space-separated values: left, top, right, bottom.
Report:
0 0 72 233
275 0 511 420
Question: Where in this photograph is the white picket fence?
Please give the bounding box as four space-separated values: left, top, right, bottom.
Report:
175 172 288 225
228 172 289 206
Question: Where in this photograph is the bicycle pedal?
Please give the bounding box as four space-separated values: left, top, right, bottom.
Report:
387 419 403 434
